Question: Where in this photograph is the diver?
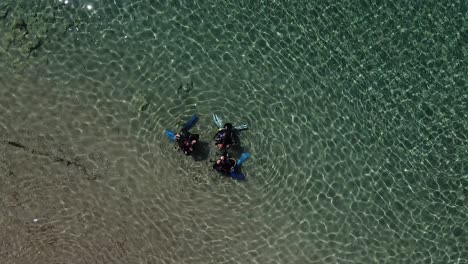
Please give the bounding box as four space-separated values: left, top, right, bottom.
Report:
214 123 237 150
212 114 248 150
175 131 199 155
212 151 237 174
165 114 200 156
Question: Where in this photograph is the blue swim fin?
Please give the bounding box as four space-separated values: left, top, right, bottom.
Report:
165 129 176 142
236 152 250 167
181 114 199 131
212 113 224 128
229 171 245 180
233 123 249 131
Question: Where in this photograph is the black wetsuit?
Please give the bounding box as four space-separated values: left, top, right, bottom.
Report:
177 132 199 155
213 152 236 173
215 129 236 148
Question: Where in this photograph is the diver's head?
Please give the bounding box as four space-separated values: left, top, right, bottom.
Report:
224 123 233 130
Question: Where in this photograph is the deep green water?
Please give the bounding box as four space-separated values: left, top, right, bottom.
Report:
0 1 467 263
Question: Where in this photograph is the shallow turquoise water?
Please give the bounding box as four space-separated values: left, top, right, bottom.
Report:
0 0 467 263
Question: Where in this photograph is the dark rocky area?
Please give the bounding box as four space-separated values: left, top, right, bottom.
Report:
0 1 77 71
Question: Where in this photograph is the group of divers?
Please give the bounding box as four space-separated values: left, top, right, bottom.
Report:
165 114 250 180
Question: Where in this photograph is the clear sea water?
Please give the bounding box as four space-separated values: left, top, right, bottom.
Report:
0 1 467 263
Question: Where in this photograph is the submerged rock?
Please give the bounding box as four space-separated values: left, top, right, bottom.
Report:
25 37 42 53
0 0 79 71
13 18 27 30
177 80 194 94
0 3 9 19
138 101 150 112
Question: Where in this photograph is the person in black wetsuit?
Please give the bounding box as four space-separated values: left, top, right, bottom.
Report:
213 151 236 173
175 130 199 155
214 123 237 150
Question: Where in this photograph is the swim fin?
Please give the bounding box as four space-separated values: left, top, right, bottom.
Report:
213 113 248 131
165 129 176 142
229 171 245 180
233 123 249 131
229 153 249 180
212 113 224 128
236 152 250 167
181 114 199 131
